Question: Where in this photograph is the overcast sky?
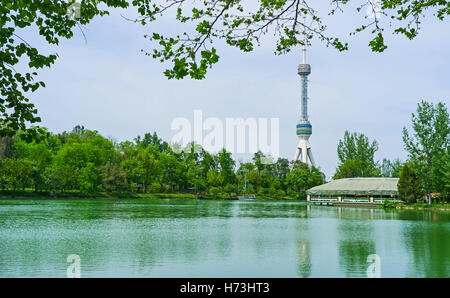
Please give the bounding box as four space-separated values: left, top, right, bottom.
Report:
23 3 450 178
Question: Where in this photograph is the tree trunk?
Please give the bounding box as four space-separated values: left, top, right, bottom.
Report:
427 161 432 205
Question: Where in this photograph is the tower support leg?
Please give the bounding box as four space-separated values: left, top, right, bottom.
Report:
307 148 315 167
301 144 308 163
293 141 301 166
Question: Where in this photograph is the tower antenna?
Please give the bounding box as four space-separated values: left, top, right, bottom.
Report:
302 16 307 64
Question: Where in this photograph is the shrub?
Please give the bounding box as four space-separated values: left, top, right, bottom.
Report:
209 187 220 197
149 182 162 193
287 188 296 196
268 187 277 196
258 187 268 196
224 183 236 194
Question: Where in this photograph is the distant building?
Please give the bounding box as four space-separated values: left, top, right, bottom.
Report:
306 177 400 205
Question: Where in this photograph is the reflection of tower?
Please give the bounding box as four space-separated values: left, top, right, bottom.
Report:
297 240 312 277
293 44 315 166
296 206 312 277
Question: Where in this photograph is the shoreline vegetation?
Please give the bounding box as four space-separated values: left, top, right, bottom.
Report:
0 100 448 205
0 127 327 202
0 189 302 201
2 190 450 211
382 201 450 211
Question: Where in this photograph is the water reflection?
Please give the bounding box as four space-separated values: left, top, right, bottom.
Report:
0 199 448 277
401 211 450 277
296 218 312 278
337 220 376 277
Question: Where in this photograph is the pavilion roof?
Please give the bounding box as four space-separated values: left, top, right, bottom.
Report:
307 177 399 196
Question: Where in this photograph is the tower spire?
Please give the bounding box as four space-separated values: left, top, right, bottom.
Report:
302 16 307 64
302 44 306 64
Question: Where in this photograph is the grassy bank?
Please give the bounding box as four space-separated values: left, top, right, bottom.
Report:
135 193 196 199
382 201 450 211
0 190 196 199
0 190 302 201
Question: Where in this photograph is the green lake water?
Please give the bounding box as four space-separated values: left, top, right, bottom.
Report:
0 198 448 277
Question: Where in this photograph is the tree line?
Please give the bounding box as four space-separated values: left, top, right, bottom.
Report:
0 100 448 202
0 126 325 199
332 101 449 203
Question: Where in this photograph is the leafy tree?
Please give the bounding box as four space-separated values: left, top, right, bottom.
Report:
380 158 393 177
337 131 378 165
50 128 115 191
274 158 290 184
258 187 268 196
443 155 450 199
268 186 277 197
334 159 381 179
199 149 217 177
78 162 99 195
73 125 86 135
4 1 450 137
121 145 161 192
1 158 33 190
224 183 236 195
391 159 403 178
270 177 281 190
138 0 450 79
431 151 450 201
159 151 186 192
100 162 128 194
380 158 403 178
0 176 8 191
42 166 62 195
0 137 13 158
246 183 255 194
209 186 220 197
334 131 380 178
252 151 266 172
206 169 222 187
403 101 449 203
149 182 162 193
398 162 423 203
247 170 262 189
0 0 129 138
286 162 325 199
217 148 236 186
186 160 205 192
136 132 170 152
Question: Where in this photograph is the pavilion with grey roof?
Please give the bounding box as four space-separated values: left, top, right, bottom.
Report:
306 177 400 204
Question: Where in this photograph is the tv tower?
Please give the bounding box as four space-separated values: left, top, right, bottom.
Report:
292 31 315 167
